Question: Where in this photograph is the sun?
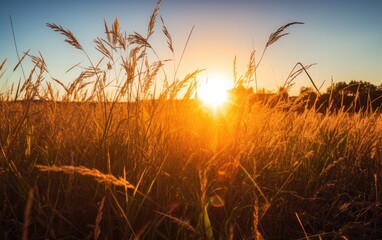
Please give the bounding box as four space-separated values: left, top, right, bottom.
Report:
198 75 232 108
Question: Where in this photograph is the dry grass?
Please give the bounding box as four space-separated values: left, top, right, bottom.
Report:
36 165 135 189
1 2 381 239
46 23 83 50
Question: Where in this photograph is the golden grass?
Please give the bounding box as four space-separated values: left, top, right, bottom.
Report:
1 1 381 239
46 23 83 50
36 165 135 189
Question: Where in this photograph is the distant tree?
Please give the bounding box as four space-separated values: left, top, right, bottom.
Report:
318 80 382 112
327 80 379 97
232 81 382 112
299 86 314 95
296 86 319 110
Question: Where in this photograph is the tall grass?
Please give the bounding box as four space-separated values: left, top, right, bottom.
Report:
1 1 381 239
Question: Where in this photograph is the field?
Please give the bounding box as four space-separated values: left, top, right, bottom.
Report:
1 3 382 239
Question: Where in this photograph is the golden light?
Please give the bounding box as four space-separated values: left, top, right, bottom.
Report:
198 75 232 108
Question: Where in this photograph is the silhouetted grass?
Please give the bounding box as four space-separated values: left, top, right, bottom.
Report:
1 1 381 239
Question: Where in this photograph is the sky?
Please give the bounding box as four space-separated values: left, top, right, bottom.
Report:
1 0 381 96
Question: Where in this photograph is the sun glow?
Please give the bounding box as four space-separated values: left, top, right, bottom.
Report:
198 75 232 108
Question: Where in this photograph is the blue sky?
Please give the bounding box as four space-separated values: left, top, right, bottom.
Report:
1 0 381 95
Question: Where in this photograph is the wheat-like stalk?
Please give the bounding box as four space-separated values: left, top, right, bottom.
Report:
28 51 48 73
160 16 174 53
46 23 83 50
111 17 120 46
256 22 304 71
147 0 161 38
0 59 6 72
154 211 202 237
104 19 112 44
13 50 30 72
167 69 204 100
266 22 304 48
143 60 163 97
94 197 105 240
94 37 113 60
129 32 152 48
36 165 135 189
0 59 6 80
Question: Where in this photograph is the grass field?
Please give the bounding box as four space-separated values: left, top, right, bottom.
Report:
1 2 381 239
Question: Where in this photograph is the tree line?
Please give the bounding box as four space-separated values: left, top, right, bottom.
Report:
230 80 382 113
298 80 382 113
